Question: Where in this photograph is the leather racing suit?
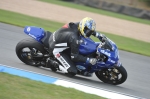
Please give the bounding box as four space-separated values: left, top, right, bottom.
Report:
48 22 103 74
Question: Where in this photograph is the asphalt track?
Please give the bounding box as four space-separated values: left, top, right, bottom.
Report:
0 23 150 99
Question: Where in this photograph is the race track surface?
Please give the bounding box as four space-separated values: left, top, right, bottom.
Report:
0 23 150 99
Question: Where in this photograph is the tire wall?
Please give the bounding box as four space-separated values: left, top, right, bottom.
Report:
69 0 150 20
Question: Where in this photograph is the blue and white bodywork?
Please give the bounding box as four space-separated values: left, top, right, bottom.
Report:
75 36 121 73
24 26 45 43
20 26 127 85
24 26 121 73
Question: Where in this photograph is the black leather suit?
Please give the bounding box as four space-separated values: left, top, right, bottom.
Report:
48 22 100 74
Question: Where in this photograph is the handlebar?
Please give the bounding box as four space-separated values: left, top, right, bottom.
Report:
98 36 113 51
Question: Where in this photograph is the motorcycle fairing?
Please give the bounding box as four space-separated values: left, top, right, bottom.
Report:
79 36 99 55
76 37 120 73
24 26 45 42
97 39 119 67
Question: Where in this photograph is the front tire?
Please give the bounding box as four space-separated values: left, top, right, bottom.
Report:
95 66 127 85
16 38 46 66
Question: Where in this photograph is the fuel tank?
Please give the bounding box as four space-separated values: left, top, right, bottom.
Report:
79 36 99 55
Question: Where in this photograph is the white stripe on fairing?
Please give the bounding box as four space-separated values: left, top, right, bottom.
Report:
54 80 138 99
55 43 67 46
52 47 70 70
53 47 69 55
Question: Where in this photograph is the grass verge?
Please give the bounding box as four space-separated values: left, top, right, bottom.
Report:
0 9 150 56
39 0 150 25
0 72 106 99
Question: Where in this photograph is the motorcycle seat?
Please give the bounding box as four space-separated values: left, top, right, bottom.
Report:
41 31 52 48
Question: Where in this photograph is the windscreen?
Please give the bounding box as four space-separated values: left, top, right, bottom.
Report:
101 37 113 51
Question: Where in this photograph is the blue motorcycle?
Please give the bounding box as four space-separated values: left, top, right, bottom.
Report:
16 26 127 85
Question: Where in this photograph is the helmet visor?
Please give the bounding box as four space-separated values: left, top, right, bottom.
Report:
84 27 94 37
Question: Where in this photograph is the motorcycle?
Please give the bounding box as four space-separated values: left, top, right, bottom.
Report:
16 26 127 85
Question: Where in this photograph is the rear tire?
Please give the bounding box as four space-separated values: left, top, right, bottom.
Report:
95 66 127 85
16 38 46 66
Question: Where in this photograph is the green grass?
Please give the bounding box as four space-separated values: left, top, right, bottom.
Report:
39 0 150 25
0 9 63 32
0 72 106 99
0 9 150 56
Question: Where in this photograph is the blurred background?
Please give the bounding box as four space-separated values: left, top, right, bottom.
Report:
64 0 150 19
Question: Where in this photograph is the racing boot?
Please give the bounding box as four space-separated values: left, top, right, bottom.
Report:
46 58 58 72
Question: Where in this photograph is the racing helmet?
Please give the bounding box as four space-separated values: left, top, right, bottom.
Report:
79 17 96 37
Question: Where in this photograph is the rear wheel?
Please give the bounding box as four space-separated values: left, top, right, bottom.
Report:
95 66 127 85
16 38 46 66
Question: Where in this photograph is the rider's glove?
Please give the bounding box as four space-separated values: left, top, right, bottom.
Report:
99 34 106 42
94 32 106 42
86 58 97 65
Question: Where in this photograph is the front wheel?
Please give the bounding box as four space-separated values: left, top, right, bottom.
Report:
95 66 127 85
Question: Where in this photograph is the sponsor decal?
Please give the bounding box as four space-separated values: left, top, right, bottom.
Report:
59 56 70 68
27 27 31 32
55 53 60 58
108 58 115 63
100 50 111 57
28 33 36 39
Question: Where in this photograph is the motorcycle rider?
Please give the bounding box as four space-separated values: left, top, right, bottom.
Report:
48 17 105 76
